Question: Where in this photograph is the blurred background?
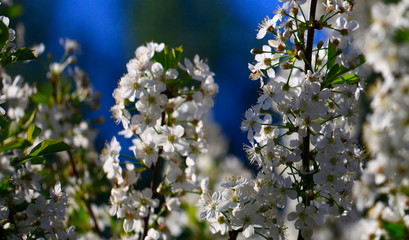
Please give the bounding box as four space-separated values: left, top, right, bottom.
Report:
5 0 280 162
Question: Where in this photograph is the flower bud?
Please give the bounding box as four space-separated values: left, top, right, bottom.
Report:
317 41 324 49
250 48 263 55
67 56 77 65
278 8 286 17
297 50 305 59
290 7 298 17
280 62 291 70
283 29 292 40
336 49 343 55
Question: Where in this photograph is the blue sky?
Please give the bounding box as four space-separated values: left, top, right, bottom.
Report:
21 0 319 161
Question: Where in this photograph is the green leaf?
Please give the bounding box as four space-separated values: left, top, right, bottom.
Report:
22 109 37 129
32 92 50 105
152 45 183 70
323 64 340 86
0 138 31 152
26 156 46 165
7 121 20 138
355 54 366 69
171 45 183 67
26 125 41 143
327 39 337 69
0 115 9 129
6 5 24 18
10 47 36 62
330 73 360 85
11 155 46 166
29 138 72 156
0 20 9 50
383 0 400 4
393 28 409 43
0 47 36 66
381 220 409 239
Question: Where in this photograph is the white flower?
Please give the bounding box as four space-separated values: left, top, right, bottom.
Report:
101 137 123 184
200 191 223 221
179 55 214 81
155 125 188 153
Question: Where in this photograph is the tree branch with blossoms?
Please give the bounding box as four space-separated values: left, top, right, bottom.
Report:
200 0 365 239
100 43 218 240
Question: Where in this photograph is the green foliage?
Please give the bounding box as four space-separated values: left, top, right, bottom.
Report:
323 54 365 88
383 0 400 3
152 45 201 97
330 73 361 85
327 40 337 69
0 20 9 50
152 45 183 70
5 5 24 18
0 47 36 66
393 28 409 44
29 138 72 157
26 125 41 143
381 220 409 239
0 138 31 152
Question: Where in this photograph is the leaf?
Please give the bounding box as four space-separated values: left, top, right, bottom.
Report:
11 47 36 62
0 47 36 66
7 121 20 138
26 125 41 143
26 156 46 165
171 45 183 68
29 138 72 156
11 155 46 166
22 109 37 129
322 64 340 86
0 115 9 129
381 220 409 239
352 54 366 70
0 20 9 50
32 92 50 104
323 63 360 87
327 39 337 69
383 0 400 4
6 5 24 18
0 138 31 152
330 73 360 85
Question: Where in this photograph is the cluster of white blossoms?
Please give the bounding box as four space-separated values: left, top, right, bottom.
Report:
0 15 76 239
1 166 76 240
0 70 76 239
31 39 113 238
34 40 98 152
354 0 409 239
100 42 218 239
201 0 365 239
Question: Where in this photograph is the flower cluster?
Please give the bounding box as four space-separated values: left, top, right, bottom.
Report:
100 42 218 239
354 0 409 239
0 66 76 239
31 39 113 238
0 11 79 239
201 0 364 239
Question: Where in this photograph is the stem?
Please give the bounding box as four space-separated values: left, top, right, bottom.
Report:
299 0 318 238
141 157 161 240
67 150 102 237
141 112 166 240
228 229 241 240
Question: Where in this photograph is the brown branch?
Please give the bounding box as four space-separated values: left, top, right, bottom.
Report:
140 112 166 240
67 150 102 236
299 0 318 239
228 229 241 240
